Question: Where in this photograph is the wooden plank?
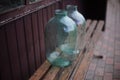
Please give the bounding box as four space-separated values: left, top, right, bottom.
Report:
85 20 97 42
68 20 98 80
76 19 92 50
72 21 104 80
53 20 92 80
24 14 36 76
51 3 55 17
32 12 41 68
54 51 84 80
47 5 52 20
15 18 29 80
55 1 60 9
0 27 12 80
88 20 104 49
73 50 94 80
42 8 48 29
6 22 22 80
38 10 46 62
92 21 104 45
85 19 92 32
84 20 98 51
43 67 60 80
29 61 51 80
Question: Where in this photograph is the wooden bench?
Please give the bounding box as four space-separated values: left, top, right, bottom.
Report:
29 19 104 80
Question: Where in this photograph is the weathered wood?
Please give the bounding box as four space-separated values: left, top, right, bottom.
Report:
15 18 29 80
43 67 60 80
85 20 97 42
0 0 61 27
76 19 92 50
73 50 94 80
69 20 98 80
54 51 84 80
38 10 46 62
29 61 51 80
92 21 104 45
0 27 12 80
6 22 22 80
24 15 36 76
29 19 104 80
85 19 92 32
31 12 41 69
53 20 93 80
72 20 104 80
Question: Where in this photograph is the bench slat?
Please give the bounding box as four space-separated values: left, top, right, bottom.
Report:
29 61 51 80
29 20 104 80
69 20 98 80
73 49 94 80
53 20 94 80
76 19 92 50
72 20 104 80
92 20 104 44
88 20 104 50
43 67 60 80
85 19 92 32
85 20 97 42
54 20 98 80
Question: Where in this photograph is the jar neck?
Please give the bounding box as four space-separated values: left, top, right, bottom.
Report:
66 5 78 12
55 9 67 18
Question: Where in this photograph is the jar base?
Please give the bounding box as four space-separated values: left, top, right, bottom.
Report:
48 57 71 67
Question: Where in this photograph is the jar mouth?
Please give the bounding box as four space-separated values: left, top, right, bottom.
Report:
66 5 77 10
55 9 67 16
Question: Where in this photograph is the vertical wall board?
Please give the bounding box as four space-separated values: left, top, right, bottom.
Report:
15 18 29 80
42 8 48 29
24 15 36 76
38 10 46 63
31 12 41 68
47 5 52 20
51 4 55 17
0 27 12 80
6 22 22 80
55 2 60 9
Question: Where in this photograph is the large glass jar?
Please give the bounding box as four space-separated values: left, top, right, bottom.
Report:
66 5 86 52
45 10 77 67
66 5 86 26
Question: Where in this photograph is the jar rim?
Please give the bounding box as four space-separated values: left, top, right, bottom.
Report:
66 5 77 10
55 9 67 16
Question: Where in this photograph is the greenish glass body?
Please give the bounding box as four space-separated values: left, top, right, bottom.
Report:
45 10 77 67
66 5 86 53
66 5 86 26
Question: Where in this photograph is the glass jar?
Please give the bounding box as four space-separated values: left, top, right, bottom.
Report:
45 9 77 67
66 5 86 26
66 5 86 53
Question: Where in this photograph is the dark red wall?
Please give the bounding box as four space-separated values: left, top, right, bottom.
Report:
0 1 61 80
